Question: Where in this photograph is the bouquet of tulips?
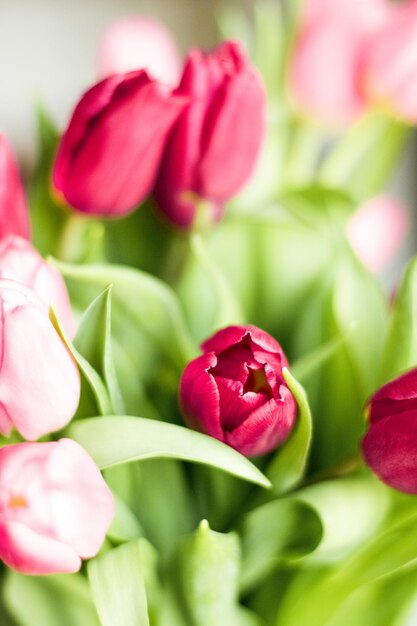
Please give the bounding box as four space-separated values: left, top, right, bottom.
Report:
2 1 417 624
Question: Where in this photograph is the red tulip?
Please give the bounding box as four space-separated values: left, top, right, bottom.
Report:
53 71 187 216
362 368 417 493
0 135 30 239
155 41 266 228
179 325 297 457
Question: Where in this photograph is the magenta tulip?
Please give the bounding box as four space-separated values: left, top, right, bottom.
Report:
362 368 417 493
362 0 417 124
155 41 266 228
0 439 114 574
180 325 297 457
0 236 75 337
0 135 30 239
0 280 80 441
53 70 187 216
347 196 408 273
289 0 391 127
98 17 181 86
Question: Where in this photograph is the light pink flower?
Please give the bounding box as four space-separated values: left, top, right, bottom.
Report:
362 0 417 124
155 41 266 228
0 439 114 574
53 71 187 216
0 236 75 337
180 325 297 457
98 17 181 86
289 0 392 127
347 196 408 273
0 280 80 441
0 135 30 240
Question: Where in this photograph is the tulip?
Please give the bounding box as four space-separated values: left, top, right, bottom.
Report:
362 0 417 124
347 196 408 273
179 325 297 457
0 236 75 337
53 70 187 216
155 41 266 228
98 17 181 86
0 135 30 239
0 280 80 441
289 0 392 127
0 439 114 574
362 368 417 493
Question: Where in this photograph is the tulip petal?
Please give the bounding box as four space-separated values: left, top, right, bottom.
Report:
0 135 30 240
215 377 268 431
368 367 417 423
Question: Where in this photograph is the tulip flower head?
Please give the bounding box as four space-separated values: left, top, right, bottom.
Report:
0 439 114 574
155 41 266 228
0 134 30 239
98 17 181 86
362 368 417 493
289 0 392 127
0 235 75 337
180 325 297 457
0 280 80 441
53 70 187 216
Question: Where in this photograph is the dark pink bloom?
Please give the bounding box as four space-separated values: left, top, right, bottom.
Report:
53 71 187 216
362 368 417 493
155 41 266 228
0 135 30 239
179 325 297 457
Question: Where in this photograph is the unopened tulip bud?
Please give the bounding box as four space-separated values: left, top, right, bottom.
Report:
0 236 75 337
155 41 266 228
53 71 187 216
0 280 80 441
98 17 181 86
0 135 30 239
180 325 297 457
362 368 417 493
347 196 408 273
0 439 114 574
289 0 391 127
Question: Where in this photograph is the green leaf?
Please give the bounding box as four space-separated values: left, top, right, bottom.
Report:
266 368 312 494
4 571 100 626
240 498 322 592
381 256 417 383
68 415 271 489
320 112 408 201
107 492 143 543
88 540 149 626
74 285 124 414
52 260 196 369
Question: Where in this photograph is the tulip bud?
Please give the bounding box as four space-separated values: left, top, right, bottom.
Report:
98 17 181 86
0 134 30 239
155 41 266 228
0 236 75 337
362 368 417 494
362 0 417 124
0 439 114 574
289 0 391 127
0 280 80 441
53 71 187 216
179 325 297 457
347 196 408 273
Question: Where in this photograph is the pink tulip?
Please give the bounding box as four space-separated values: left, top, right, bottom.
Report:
0 280 80 441
98 17 181 86
0 135 30 239
53 71 187 216
347 196 408 273
362 368 417 494
0 236 75 337
180 325 297 457
362 0 417 124
155 41 266 228
289 0 392 127
0 439 114 574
